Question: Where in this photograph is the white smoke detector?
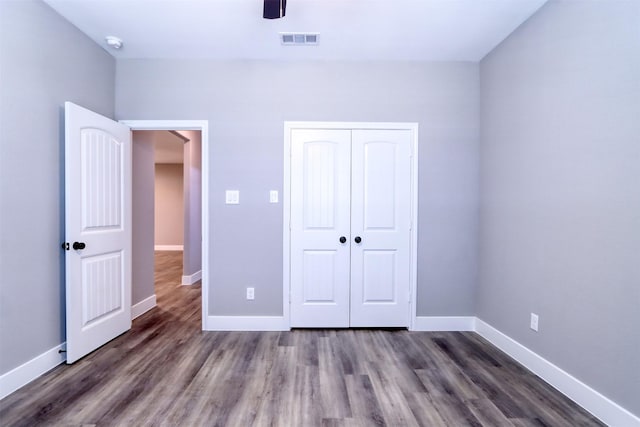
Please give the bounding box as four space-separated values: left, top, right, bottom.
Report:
105 36 123 50
280 33 319 46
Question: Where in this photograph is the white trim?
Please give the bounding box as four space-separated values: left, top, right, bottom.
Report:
412 316 476 331
181 270 202 286
282 124 292 328
284 121 421 131
476 319 640 427
131 295 156 320
121 120 210 331
154 245 183 251
205 316 289 331
283 121 419 329
408 125 419 330
0 343 66 400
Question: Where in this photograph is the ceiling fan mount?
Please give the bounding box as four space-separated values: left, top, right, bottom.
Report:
263 0 286 19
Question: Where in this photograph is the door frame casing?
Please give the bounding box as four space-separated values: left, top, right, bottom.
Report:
283 121 419 330
120 120 209 331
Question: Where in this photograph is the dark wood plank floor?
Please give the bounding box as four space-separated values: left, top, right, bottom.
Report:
0 251 603 426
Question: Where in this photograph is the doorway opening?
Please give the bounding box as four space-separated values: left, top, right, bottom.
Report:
125 120 209 330
132 130 202 318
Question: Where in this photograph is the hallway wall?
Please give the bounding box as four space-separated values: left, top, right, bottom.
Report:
155 164 184 247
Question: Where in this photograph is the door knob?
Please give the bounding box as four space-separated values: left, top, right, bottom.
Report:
354 236 362 244
72 241 86 250
339 236 347 244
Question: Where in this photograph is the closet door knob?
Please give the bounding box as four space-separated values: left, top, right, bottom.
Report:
354 236 362 244
72 241 86 250
339 236 347 244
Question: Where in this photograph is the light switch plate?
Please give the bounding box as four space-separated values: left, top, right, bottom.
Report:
530 313 539 332
269 190 278 203
225 190 239 204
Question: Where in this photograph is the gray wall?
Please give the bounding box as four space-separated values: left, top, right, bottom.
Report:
478 0 640 416
182 131 202 277
116 60 480 317
0 0 115 374
132 131 156 305
155 164 184 246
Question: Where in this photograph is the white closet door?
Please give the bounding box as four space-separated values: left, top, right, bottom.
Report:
350 130 412 327
290 129 351 327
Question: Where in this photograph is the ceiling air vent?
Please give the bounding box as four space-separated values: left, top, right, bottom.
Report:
280 33 319 46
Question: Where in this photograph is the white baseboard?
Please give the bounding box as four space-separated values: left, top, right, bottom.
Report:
154 245 183 251
181 270 202 286
131 294 156 320
412 316 476 331
0 343 66 400
475 319 640 427
205 315 289 331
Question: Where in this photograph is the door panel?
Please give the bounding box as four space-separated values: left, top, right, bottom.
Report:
303 250 339 302
81 129 123 230
362 141 397 229
65 102 131 363
81 251 123 326
350 130 411 327
302 141 339 229
362 250 397 302
290 129 351 327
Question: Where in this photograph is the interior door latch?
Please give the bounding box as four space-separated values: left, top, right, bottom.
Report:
61 242 70 250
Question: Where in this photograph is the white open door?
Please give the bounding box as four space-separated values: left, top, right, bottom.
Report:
64 102 132 364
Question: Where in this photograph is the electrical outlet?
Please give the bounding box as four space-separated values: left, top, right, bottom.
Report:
530 313 539 332
269 190 278 203
246 287 255 300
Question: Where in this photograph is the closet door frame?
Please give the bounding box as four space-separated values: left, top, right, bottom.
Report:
283 121 419 330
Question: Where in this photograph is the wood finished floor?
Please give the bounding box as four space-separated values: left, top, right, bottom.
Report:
0 251 603 427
